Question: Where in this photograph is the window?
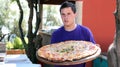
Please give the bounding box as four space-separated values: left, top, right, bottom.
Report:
42 4 62 31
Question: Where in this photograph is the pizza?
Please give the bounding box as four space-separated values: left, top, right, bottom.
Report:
37 40 99 62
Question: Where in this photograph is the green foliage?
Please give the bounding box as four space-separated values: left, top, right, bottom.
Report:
6 36 28 50
6 41 14 50
0 0 28 37
13 36 23 49
24 37 28 44
43 5 62 27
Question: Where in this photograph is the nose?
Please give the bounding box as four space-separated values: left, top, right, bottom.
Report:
64 15 68 19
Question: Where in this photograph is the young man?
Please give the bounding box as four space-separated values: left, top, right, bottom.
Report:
51 1 95 67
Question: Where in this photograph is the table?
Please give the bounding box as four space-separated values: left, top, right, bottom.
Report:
4 54 32 64
0 54 41 67
0 64 41 67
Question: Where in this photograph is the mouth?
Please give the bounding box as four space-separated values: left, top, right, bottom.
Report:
64 20 68 23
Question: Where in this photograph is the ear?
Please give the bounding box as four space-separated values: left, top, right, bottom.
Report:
74 13 77 17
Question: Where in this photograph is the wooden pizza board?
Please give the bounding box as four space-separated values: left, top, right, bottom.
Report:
36 46 101 65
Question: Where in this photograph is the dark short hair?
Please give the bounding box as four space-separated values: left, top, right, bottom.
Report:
60 1 76 14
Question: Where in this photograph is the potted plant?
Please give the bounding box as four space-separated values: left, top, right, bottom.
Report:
6 36 27 54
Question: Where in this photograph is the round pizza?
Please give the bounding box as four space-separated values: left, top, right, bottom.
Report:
37 40 99 62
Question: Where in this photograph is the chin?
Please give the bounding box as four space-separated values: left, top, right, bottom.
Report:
64 24 71 27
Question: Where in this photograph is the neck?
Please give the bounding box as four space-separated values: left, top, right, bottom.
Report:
64 23 77 31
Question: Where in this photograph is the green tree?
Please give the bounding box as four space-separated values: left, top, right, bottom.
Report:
0 0 41 63
43 5 62 27
16 0 42 63
0 0 28 41
0 0 11 41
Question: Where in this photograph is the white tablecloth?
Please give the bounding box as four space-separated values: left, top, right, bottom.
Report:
0 54 41 67
4 54 32 64
0 64 41 67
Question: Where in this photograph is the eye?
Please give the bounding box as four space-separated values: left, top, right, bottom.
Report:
61 13 65 16
67 13 71 15
62 14 65 15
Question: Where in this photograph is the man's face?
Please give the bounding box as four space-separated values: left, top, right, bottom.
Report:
60 7 76 26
